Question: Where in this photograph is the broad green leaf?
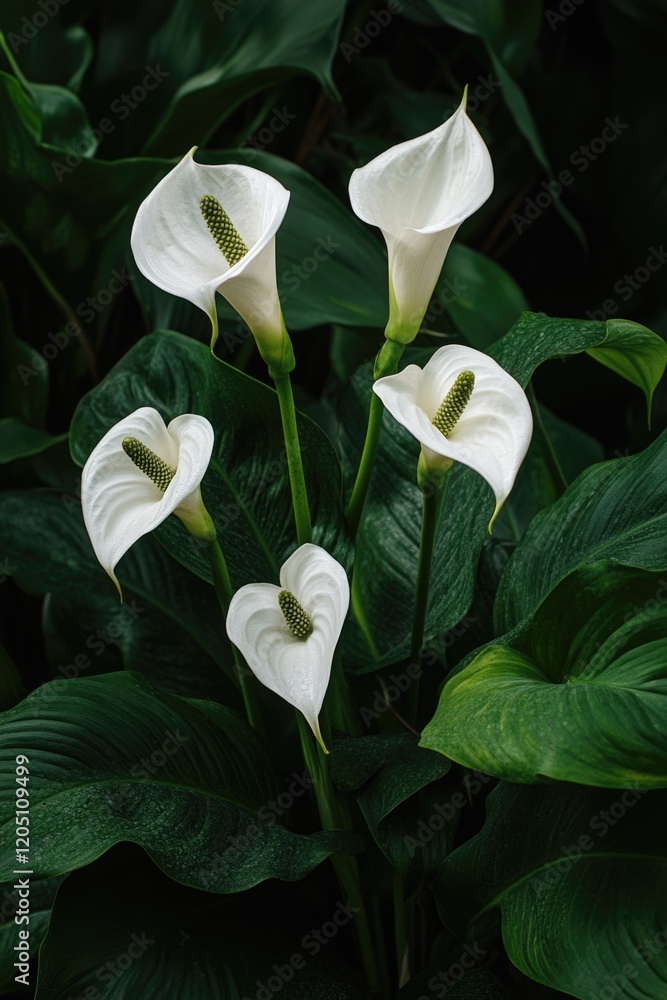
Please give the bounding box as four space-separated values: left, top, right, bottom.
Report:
0 35 95 153
0 69 165 318
0 673 355 891
339 360 491 667
36 847 369 999
131 150 389 335
0 491 236 702
494 404 603 544
495 429 667 633
437 782 667 998
422 564 667 787
331 735 452 877
70 330 349 589
0 418 66 463
438 244 528 350
0 877 61 995
341 311 655 668
491 312 666 410
586 318 667 420
142 0 348 155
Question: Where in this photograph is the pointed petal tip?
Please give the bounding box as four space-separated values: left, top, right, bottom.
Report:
309 716 329 755
461 84 469 111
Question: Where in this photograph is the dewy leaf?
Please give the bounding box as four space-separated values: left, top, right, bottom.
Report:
342 313 664 668
490 312 666 412
495 429 667 633
0 673 355 891
436 782 667 998
0 877 60 994
70 330 349 590
330 735 452 878
0 491 235 703
36 847 370 1000
586 318 667 422
421 564 667 787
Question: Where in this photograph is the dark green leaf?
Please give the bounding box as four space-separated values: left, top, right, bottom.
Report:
437 782 667 998
35 847 369 999
70 330 349 589
495 429 667 632
422 564 667 787
0 490 235 702
439 244 528 350
141 0 348 155
0 418 66 463
0 673 355 891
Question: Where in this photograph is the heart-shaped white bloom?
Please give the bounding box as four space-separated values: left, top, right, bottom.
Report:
131 148 290 362
348 96 493 343
374 345 532 527
226 544 350 753
82 406 215 594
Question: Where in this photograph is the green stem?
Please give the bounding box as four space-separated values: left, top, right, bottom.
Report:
347 339 405 538
407 487 440 721
208 538 233 609
296 714 385 996
273 374 312 546
393 872 409 986
208 540 262 733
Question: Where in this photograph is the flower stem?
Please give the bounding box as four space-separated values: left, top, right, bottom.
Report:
347 338 405 538
273 374 312 546
407 485 440 721
208 539 262 733
296 714 386 996
393 872 410 986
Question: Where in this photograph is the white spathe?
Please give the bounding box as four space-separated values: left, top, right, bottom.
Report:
131 148 290 354
348 96 494 343
82 406 214 594
226 544 350 753
373 345 533 527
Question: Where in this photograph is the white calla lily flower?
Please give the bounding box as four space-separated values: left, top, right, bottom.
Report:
373 345 532 527
348 95 494 343
82 406 215 594
131 148 292 371
226 544 350 753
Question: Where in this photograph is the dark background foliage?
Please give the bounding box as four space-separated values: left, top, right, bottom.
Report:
0 0 665 997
